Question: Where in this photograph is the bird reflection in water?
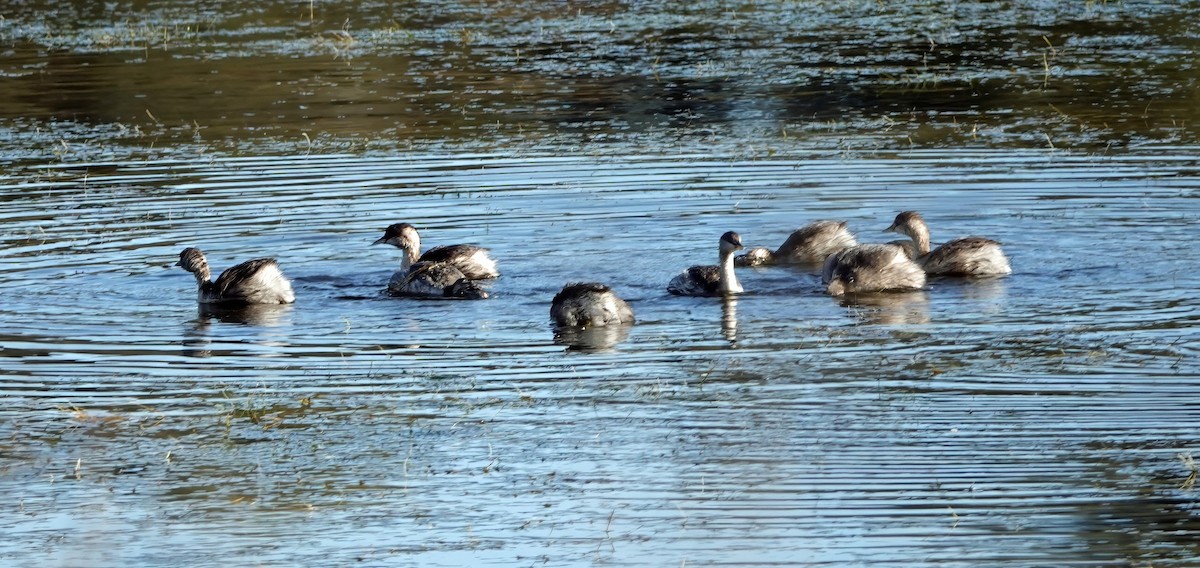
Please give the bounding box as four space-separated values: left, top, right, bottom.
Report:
182 303 294 358
552 323 633 352
836 290 930 325
958 276 1008 302
721 296 739 343
937 275 1010 317
197 302 294 326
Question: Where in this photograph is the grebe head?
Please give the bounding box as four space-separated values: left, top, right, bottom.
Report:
372 222 421 252
884 211 925 238
824 252 860 297
176 247 208 274
719 231 744 254
825 262 859 296
445 278 489 300
826 278 848 297
736 246 773 267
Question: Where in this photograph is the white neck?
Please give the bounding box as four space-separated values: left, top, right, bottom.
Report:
401 244 420 271
188 260 212 286
718 249 742 294
908 222 931 255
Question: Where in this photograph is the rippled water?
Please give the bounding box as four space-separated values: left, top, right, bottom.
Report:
1 151 1199 566
3 0 1200 160
3 0 1200 566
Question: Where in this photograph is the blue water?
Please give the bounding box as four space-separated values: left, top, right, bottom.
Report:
3 0 1200 564
1 151 1198 566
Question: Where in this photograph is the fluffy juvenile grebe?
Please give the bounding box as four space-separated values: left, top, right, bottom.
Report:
372 222 499 280
176 247 295 304
551 282 635 327
736 220 858 267
667 231 744 296
388 261 489 299
822 244 926 296
884 211 1012 276
886 239 920 260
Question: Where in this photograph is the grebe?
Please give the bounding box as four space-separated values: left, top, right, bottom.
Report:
372 223 499 280
388 261 489 299
736 220 858 267
887 239 920 260
884 211 1011 276
822 244 926 296
176 247 295 304
667 231 744 296
550 282 635 327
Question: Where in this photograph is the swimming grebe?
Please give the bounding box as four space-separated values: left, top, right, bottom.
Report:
884 211 1012 276
388 261 489 299
176 247 295 304
886 239 920 260
667 231 744 296
736 220 858 267
550 282 635 327
822 243 926 296
372 222 499 280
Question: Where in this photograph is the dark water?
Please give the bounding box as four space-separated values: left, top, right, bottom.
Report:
2 2 1200 567
3 0 1199 159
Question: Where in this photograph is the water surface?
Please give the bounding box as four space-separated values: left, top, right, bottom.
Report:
2 1 1200 566
2 151 1199 567
2 0 1199 160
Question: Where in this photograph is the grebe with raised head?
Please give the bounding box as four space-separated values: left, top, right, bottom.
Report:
373 222 499 280
884 211 1011 276
668 231 745 296
176 247 295 304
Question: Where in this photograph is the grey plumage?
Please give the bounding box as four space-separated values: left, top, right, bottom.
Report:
823 244 926 296
373 222 499 280
550 282 635 327
668 231 745 296
389 261 489 299
885 211 1012 276
922 237 1010 275
176 247 295 304
737 220 858 267
668 266 723 296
